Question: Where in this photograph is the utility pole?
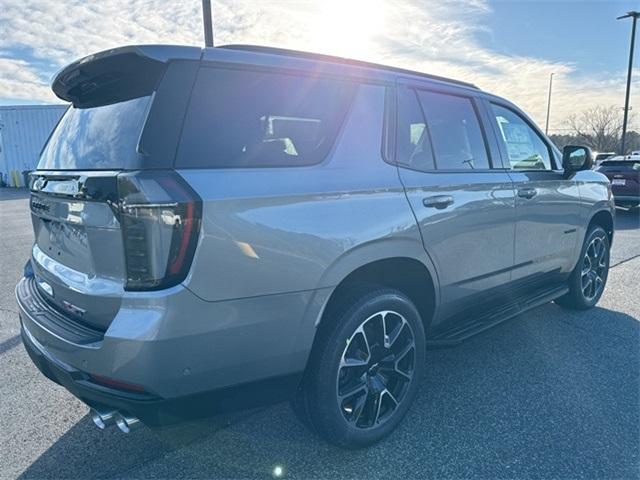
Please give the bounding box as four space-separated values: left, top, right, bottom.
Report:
202 0 214 47
545 72 554 135
617 11 639 154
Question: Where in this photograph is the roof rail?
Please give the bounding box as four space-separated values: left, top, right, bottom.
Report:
216 44 478 89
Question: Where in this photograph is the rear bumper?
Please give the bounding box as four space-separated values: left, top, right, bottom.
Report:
16 275 327 425
612 194 640 206
20 321 301 426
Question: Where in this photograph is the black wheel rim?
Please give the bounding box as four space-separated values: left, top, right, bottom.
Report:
336 310 416 429
581 235 608 302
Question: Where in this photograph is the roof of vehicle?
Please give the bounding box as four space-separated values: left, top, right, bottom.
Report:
213 45 479 90
52 44 483 105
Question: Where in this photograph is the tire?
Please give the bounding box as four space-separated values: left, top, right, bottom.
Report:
555 225 610 310
292 288 426 449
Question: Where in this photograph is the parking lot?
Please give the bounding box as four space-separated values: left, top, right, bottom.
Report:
0 188 638 479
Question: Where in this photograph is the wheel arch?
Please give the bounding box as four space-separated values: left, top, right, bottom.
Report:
311 238 439 355
315 236 439 322
588 209 614 245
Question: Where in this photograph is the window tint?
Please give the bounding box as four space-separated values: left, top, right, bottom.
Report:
491 104 552 170
417 91 490 170
176 68 356 168
395 87 435 170
39 96 151 170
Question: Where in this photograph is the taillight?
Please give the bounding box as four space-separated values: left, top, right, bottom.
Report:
117 171 201 291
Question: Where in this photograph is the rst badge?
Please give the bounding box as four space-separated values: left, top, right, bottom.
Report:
62 300 86 317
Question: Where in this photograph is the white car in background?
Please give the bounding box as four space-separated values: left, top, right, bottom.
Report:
593 152 616 167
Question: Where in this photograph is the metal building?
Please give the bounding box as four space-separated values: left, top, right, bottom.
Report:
0 104 67 187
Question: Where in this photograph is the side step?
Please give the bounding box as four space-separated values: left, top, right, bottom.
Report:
426 285 569 347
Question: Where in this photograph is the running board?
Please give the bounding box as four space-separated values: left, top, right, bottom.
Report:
426 285 569 347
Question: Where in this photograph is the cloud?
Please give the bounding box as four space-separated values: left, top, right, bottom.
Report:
0 0 635 130
0 57 56 102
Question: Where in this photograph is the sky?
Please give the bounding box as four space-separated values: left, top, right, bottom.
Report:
1 0 639 133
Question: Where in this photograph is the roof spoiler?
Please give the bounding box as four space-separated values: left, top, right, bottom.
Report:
52 45 202 108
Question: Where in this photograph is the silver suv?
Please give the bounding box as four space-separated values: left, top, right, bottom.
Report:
16 45 614 448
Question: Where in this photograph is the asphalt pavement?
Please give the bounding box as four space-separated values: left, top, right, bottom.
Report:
0 188 638 479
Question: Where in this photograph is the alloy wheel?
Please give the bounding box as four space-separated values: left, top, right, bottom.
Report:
581 235 608 302
336 310 416 429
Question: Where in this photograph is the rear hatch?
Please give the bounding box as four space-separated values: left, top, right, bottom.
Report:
597 159 640 196
28 46 201 331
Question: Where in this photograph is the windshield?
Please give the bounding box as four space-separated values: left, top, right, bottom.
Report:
38 95 151 170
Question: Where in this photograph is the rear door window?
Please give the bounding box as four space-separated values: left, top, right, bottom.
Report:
176 68 356 168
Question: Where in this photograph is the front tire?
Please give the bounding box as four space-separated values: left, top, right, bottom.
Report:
556 225 610 310
293 288 426 449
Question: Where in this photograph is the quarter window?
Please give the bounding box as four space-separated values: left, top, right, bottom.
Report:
177 68 356 168
417 91 490 170
491 104 552 170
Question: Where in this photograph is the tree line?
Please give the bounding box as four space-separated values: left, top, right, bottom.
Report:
548 106 639 154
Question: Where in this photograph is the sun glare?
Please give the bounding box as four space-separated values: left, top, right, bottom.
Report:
312 0 386 60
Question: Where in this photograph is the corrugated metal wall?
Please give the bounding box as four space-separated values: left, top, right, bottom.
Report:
0 105 67 187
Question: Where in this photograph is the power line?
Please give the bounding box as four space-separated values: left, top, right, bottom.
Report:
509 87 628 100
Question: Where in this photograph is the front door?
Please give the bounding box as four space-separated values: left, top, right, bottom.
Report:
394 86 517 324
485 102 582 284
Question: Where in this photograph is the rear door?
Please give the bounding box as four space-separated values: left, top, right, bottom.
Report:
484 101 582 284
394 84 516 322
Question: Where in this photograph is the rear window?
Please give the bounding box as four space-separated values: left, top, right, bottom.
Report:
598 161 640 171
38 96 151 170
176 68 356 168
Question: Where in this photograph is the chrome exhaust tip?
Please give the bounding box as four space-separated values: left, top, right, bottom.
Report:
90 409 117 429
115 413 141 433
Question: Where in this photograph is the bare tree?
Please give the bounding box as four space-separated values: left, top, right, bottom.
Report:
567 106 630 153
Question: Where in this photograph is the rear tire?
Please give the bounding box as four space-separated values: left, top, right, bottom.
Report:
555 225 610 310
292 288 426 449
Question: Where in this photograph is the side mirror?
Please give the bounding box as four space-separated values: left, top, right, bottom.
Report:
562 145 593 172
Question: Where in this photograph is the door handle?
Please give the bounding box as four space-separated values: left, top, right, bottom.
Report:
517 188 537 199
422 195 454 209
